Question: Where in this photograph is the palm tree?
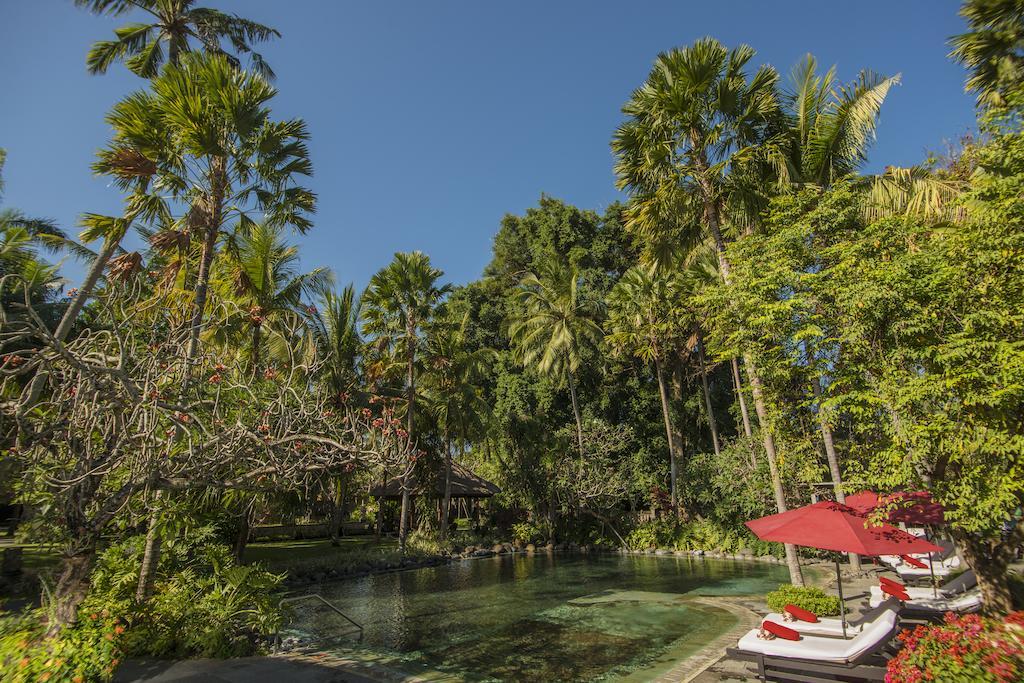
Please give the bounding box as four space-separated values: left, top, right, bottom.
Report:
507 259 603 459
950 0 1024 108
606 265 687 511
304 284 361 544
76 0 279 79
612 38 806 585
424 314 493 539
215 221 331 377
362 251 450 552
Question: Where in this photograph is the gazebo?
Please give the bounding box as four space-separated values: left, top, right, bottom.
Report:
369 463 500 531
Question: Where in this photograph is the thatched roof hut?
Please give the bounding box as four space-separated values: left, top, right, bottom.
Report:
370 462 500 500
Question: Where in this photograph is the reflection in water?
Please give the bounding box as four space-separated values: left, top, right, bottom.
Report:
287 553 787 681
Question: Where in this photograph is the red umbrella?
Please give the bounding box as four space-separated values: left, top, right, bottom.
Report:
746 501 942 636
845 491 945 526
846 491 948 597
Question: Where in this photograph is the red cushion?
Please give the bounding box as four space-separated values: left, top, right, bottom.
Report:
900 555 928 569
879 577 905 590
783 604 819 623
762 620 801 641
881 583 911 601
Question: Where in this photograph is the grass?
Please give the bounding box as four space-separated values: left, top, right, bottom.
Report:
243 535 397 569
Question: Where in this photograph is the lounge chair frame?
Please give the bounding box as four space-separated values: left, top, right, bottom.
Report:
726 622 899 683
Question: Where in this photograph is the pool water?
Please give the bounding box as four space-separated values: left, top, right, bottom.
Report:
285 552 788 681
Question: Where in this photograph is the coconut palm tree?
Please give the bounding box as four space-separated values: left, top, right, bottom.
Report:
214 221 331 377
423 313 494 540
508 259 603 459
612 38 806 585
606 265 688 511
303 284 361 544
950 0 1024 108
362 251 450 552
76 0 279 79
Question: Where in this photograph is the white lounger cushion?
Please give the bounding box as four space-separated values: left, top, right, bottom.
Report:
869 571 976 605
762 601 899 637
737 608 897 663
869 587 983 611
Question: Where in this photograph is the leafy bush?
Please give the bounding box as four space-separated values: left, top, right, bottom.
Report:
85 528 284 658
886 612 1024 683
511 521 543 545
765 584 842 616
625 517 782 556
0 607 125 682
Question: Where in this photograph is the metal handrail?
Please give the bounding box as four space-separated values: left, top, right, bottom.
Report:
274 593 363 651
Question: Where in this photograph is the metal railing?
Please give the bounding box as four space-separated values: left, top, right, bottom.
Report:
274 593 364 651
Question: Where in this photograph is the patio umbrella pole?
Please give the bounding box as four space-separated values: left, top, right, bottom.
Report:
925 527 938 598
835 556 847 638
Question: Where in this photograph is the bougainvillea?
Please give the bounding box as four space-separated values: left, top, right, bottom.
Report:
886 611 1024 682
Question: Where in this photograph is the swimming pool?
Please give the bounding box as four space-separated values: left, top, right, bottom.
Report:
284 552 787 681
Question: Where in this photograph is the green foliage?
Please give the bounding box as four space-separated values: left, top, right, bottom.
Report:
765 584 842 617
0 607 124 683
85 529 283 658
624 517 781 556
511 522 544 545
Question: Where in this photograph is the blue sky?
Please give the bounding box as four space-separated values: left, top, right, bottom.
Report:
1 1 976 291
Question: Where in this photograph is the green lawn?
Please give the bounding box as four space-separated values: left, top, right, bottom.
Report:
243 535 397 569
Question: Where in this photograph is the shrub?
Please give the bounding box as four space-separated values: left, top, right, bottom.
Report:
765 584 843 616
886 611 1024 683
86 528 284 659
511 522 543 545
0 607 125 682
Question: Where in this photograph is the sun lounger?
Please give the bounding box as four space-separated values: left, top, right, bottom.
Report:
727 606 898 682
761 599 899 637
869 569 976 605
869 586 983 616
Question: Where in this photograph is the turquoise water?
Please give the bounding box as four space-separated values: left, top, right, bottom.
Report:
286 552 788 681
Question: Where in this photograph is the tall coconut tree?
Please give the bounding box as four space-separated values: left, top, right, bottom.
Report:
214 221 331 377
362 251 450 552
507 259 603 459
606 265 688 511
423 313 493 540
304 284 361 544
612 38 806 585
950 0 1024 108
76 0 279 79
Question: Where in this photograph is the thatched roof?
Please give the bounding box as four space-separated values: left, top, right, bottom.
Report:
370 462 500 499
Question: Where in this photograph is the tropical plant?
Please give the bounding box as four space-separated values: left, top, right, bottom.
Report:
214 221 331 376
612 37 805 584
606 264 688 510
362 251 451 550
508 258 603 458
950 0 1024 108
76 0 279 79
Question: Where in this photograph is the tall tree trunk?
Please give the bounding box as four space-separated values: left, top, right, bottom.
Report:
810 373 860 572
233 507 250 563
375 472 385 542
51 545 98 632
696 330 721 457
745 354 804 586
567 372 585 458
135 494 163 602
703 192 803 586
329 475 347 546
951 526 1018 615
139 158 227 600
440 436 453 541
731 357 754 440
250 323 262 379
654 357 679 513
398 323 415 554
